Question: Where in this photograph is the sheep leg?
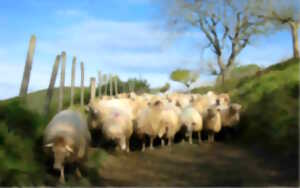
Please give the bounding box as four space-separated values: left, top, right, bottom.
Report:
208 133 212 143
142 142 146 152
198 131 202 144
150 137 154 150
168 138 172 146
76 167 82 178
59 167 65 184
126 138 130 152
189 131 193 144
211 133 215 143
161 139 165 146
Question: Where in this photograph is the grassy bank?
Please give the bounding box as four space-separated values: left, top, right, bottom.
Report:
193 58 299 159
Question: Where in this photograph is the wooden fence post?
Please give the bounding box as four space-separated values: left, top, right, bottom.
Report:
109 74 113 96
90 77 96 102
98 71 102 97
44 55 60 114
70 56 76 106
58 51 66 111
80 62 84 106
114 75 118 95
102 74 106 95
19 35 36 97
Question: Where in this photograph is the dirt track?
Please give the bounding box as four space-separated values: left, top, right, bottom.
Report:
90 142 298 186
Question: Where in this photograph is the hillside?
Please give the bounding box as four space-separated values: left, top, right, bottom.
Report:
0 58 298 186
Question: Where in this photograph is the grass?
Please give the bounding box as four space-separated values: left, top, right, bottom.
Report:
193 58 299 159
0 58 298 185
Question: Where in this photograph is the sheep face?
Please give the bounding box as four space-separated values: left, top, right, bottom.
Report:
216 93 230 107
207 108 219 118
86 106 101 129
44 138 74 170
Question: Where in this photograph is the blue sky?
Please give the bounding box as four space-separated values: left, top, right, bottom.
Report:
0 0 298 100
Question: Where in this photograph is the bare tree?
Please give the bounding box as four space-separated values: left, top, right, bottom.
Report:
19 35 36 97
164 0 266 84
253 0 300 58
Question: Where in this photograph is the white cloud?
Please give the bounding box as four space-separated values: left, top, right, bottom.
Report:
55 9 87 17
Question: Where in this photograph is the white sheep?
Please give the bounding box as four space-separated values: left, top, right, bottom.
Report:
101 108 133 152
203 107 222 143
135 98 167 150
180 106 203 144
219 103 242 127
43 110 91 184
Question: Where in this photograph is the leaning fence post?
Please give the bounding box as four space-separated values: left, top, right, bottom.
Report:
103 74 108 96
19 35 36 97
90 77 96 102
98 71 102 97
44 55 60 114
114 75 118 95
80 62 84 106
58 51 66 111
109 74 113 96
70 56 76 106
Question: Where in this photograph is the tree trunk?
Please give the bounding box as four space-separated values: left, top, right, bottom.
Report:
80 62 85 106
98 71 102 97
90 77 96 102
58 52 66 112
290 22 299 59
70 56 76 106
44 55 60 114
217 55 226 86
19 35 36 97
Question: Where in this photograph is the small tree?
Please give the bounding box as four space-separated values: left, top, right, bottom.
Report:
253 0 300 58
163 0 266 84
170 69 199 89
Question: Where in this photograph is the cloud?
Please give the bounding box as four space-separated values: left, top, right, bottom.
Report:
55 9 87 17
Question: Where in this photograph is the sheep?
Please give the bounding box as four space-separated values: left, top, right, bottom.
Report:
43 110 91 184
159 105 180 146
180 106 203 144
203 107 222 143
86 98 134 151
101 108 133 152
219 103 242 127
135 98 167 150
216 93 231 110
86 98 134 129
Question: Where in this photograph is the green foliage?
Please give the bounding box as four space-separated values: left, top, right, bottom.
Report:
0 97 107 186
151 82 170 94
193 58 299 159
170 69 198 88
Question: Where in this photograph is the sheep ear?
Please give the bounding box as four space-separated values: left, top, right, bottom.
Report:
44 143 54 148
65 145 74 153
85 106 90 113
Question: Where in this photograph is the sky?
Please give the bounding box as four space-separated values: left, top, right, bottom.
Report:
0 0 298 100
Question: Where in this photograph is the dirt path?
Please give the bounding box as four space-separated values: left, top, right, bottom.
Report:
89 142 297 186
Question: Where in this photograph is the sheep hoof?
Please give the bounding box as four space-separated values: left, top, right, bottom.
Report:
76 168 82 178
59 176 65 184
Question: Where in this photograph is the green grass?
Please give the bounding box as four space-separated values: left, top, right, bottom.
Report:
0 90 104 186
0 58 298 185
193 58 299 159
